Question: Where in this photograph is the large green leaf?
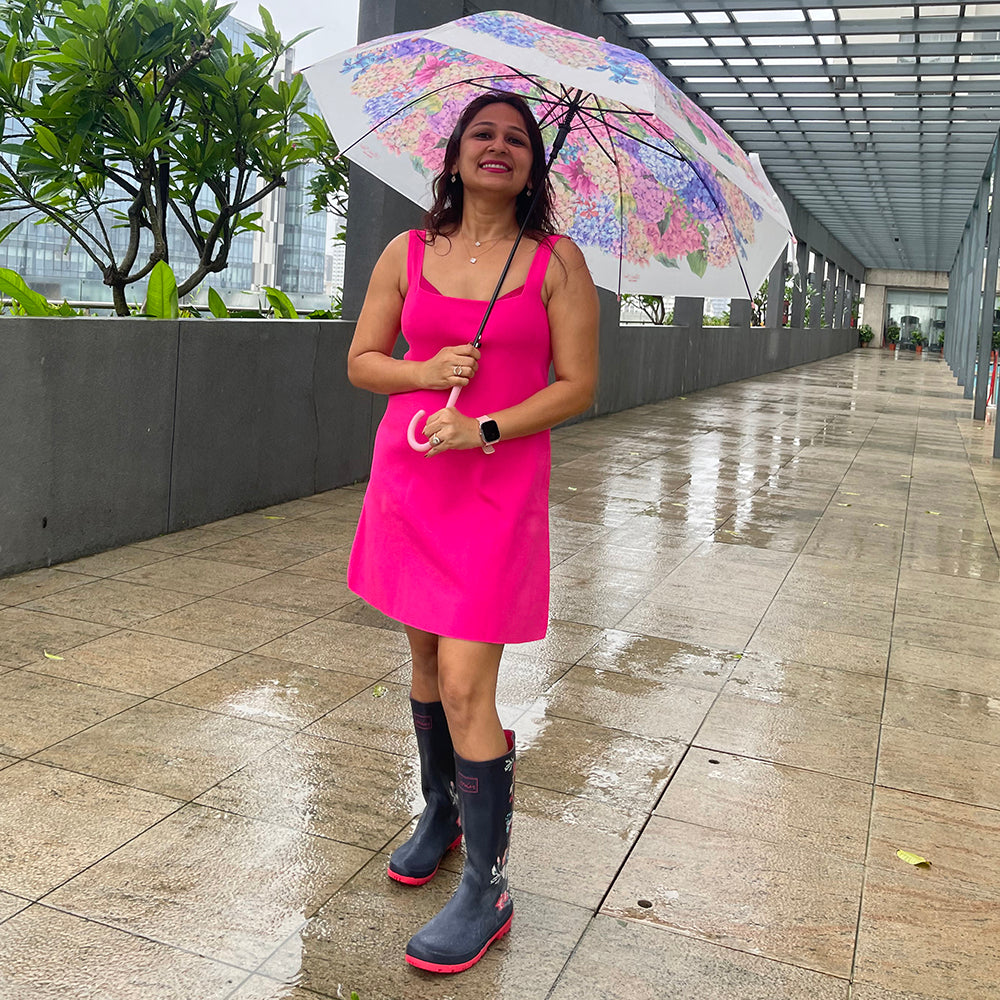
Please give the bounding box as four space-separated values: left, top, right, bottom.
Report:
145 260 179 319
263 285 298 319
0 267 58 316
207 285 228 318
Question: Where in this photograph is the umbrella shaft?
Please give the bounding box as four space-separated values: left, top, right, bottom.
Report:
471 90 584 350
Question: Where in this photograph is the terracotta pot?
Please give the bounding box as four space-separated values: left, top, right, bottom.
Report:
915 345 923 354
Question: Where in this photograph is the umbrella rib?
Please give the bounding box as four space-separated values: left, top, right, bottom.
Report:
573 110 687 162
589 97 626 298
336 72 540 157
639 114 755 300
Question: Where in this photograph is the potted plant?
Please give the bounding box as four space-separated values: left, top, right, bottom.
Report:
859 324 874 348
886 324 900 350
932 331 944 353
913 331 925 354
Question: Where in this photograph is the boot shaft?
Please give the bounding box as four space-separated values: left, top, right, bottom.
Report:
454 730 515 894
411 699 456 805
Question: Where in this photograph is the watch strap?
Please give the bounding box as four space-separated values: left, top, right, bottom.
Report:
476 415 498 454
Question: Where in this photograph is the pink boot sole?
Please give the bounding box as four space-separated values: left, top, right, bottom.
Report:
405 913 512 973
387 834 462 886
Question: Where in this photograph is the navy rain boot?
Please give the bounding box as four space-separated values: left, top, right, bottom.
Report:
405 730 515 973
388 700 462 886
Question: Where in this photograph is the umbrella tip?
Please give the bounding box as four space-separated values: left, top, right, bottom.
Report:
598 36 606 42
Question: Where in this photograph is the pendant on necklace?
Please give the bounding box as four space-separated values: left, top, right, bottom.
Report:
469 257 477 263
474 241 482 247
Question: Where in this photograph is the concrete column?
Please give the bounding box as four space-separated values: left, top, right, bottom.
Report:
831 267 845 328
764 255 785 328
791 242 808 328
674 296 705 329
864 282 887 344
975 168 1000 420
730 299 752 328
809 252 824 329
823 260 836 328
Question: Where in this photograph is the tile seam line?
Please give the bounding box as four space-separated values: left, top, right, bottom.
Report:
846 378 917 986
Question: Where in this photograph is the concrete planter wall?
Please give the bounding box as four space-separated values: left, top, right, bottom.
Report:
1 318 374 577
1 316 856 577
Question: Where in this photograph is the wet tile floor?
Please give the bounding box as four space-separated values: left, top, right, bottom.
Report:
1 348 999 999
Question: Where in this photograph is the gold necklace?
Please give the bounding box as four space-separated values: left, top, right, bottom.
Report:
462 230 514 264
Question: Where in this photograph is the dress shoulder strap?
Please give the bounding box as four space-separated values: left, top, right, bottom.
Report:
406 230 428 290
524 234 565 296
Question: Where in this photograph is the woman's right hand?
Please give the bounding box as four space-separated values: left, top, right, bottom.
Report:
420 343 481 390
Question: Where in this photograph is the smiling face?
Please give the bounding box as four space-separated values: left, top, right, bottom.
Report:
454 101 534 198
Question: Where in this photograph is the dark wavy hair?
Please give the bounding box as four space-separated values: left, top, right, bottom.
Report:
424 91 557 241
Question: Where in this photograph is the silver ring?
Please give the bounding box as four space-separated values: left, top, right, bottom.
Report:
453 365 462 376
431 435 441 446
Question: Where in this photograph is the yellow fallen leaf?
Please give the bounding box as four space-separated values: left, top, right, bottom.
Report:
873 522 889 527
925 511 941 516
670 502 686 507
723 530 740 535
43 651 64 660
262 515 286 520
837 502 852 507
896 849 931 868
842 492 860 496
372 684 387 698
900 474 912 479
567 486 578 492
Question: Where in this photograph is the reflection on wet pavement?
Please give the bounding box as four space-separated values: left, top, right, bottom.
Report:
1 351 998 998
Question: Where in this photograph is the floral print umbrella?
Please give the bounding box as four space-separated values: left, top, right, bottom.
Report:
302 10 793 298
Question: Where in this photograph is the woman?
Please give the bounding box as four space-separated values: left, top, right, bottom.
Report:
345 91 599 973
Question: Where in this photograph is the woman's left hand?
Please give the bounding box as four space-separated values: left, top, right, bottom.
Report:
422 408 482 456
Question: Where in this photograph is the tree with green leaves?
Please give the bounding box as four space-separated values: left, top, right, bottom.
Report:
0 0 341 315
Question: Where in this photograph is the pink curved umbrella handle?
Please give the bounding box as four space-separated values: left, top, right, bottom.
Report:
406 385 463 452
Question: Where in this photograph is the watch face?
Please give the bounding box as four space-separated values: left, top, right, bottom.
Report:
481 419 501 444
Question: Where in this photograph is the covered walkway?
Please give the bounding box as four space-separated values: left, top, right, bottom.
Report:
0 348 998 1000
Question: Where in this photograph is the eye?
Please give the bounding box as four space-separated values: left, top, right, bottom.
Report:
506 135 525 146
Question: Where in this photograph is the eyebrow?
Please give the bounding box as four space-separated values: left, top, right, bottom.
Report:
469 119 529 137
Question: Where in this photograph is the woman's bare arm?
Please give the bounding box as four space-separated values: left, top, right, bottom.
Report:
347 233 481 395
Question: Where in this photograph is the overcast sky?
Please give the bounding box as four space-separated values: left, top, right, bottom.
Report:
228 0 360 71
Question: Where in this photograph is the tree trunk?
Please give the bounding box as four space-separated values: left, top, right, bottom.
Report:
112 283 129 316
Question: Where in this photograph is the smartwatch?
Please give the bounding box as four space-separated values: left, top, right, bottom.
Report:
476 415 501 454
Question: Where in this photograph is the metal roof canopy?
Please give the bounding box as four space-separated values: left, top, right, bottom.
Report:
598 0 1000 273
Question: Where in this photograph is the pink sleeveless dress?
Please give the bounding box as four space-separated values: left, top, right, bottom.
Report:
347 230 562 644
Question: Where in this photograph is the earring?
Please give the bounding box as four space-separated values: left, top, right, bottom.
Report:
450 173 458 184
525 185 532 197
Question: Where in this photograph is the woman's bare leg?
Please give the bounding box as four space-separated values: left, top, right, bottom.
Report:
436 637 506 761
405 625 441 702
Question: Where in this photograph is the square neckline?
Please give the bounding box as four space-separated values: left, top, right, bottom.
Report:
414 230 557 304
419 273 525 303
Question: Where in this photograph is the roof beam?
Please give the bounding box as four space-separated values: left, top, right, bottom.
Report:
712 108 1000 121
626 16 1000 39
655 61 1000 78
699 93 1000 108
677 78 1000 94
648 40 998 61
728 120 999 135
602 0 953 10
